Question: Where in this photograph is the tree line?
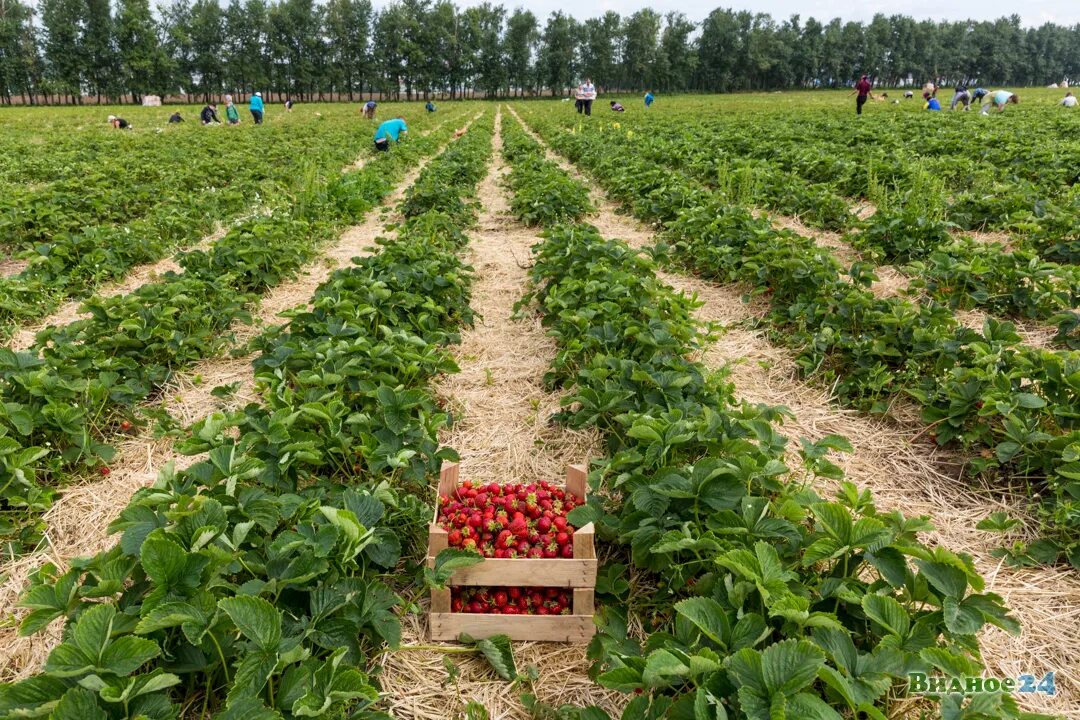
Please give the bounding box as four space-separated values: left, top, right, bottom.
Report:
0 0 1078 105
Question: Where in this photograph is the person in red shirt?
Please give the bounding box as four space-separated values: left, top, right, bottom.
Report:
851 75 874 115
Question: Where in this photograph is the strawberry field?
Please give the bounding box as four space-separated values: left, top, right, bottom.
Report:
0 95 1077 720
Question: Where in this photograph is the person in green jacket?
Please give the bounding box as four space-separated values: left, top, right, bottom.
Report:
225 95 240 125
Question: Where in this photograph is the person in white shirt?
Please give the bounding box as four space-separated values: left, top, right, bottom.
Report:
575 78 597 116
1062 92 1077 108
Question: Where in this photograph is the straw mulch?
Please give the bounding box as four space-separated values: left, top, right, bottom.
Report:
0 255 29 278
376 109 623 720
954 309 1059 350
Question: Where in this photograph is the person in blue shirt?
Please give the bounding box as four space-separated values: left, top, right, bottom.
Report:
374 117 408 151
363 100 377 120
425 101 436 112
249 92 264 124
926 97 942 111
644 91 654 108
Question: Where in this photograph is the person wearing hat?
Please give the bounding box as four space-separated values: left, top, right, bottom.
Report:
250 92 265 124
851 74 874 114
107 115 130 129
363 100 377 120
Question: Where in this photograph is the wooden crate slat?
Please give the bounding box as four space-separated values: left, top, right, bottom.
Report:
430 613 595 642
566 463 587 501
431 587 451 613
427 557 596 587
573 588 594 617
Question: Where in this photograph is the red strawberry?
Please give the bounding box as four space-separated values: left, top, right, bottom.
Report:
448 529 463 546
555 531 570 546
99 466 111 476
561 543 574 558
553 516 568 532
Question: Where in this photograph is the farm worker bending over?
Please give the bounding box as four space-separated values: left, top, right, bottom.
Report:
926 97 942 111
284 98 294 111
610 101 625 112
107 115 130 129
250 92 264 124
851 74 873 114
575 78 596 116
971 87 989 104
950 85 972 110
981 90 1018 114
225 95 240 124
922 81 937 100
644 91 654 107
168 112 183 123
1062 92 1077 107
363 100 377 120
426 101 436 112
200 104 221 125
374 117 407 152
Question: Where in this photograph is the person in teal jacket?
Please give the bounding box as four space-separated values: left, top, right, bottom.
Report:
374 117 408 151
250 92 264 124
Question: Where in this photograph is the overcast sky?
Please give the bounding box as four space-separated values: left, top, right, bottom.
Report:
447 0 1079 28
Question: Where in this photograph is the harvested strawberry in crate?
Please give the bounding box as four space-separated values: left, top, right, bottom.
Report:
428 462 597 642
451 586 573 615
436 477 580 558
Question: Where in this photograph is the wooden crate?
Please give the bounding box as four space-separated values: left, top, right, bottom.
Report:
428 462 597 642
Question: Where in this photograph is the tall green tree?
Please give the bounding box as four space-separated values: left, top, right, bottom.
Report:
190 0 225 99
658 12 694 91
504 8 537 96
621 9 660 90
580 11 620 90
324 0 371 99
116 0 169 100
538 11 576 95
81 0 118 100
0 0 38 103
40 0 83 102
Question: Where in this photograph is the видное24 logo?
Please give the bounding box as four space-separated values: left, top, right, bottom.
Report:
909 672 1056 696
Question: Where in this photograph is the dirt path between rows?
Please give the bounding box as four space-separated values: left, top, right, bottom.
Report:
377 108 622 720
0 120 479 683
509 106 1079 718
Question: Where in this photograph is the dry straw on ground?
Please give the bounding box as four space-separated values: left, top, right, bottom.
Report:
377 109 622 720
512 113 1079 717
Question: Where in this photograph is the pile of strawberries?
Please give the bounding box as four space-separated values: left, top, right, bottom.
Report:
451 586 572 615
437 479 578 559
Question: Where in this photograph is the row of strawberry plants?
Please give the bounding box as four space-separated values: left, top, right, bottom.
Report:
0 114 494 720
566 113 1079 346
0 120 460 558
498 135 1030 717
0 111 462 337
849 207 1080 346
610 99 1080 234
519 107 1080 569
500 116 593 226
